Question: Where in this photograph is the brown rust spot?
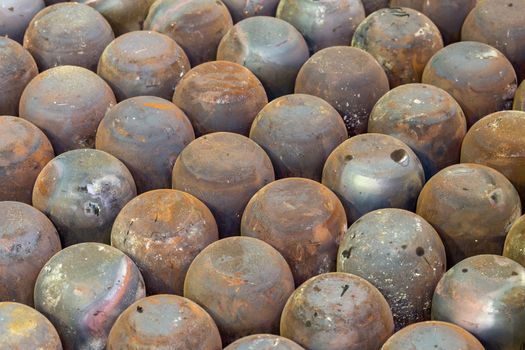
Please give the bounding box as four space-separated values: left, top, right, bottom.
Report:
143 102 172 110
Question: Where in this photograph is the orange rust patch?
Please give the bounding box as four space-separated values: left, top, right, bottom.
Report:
143 102 172 110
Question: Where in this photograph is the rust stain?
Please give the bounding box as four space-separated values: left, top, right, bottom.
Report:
7 307 38 335
143 102 172 110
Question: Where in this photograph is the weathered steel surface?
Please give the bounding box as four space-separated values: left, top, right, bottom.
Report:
73 0 155 36
23 3 114 71
0 116 54 204
0 0 45 44
322 133 425 224
280 272 394 350
184 237 295 345
249 94 347 181
19 65 116 154
295 46 389 136
172 132 274 237
432 254 525 350
361 0 388 14
504 214 525 267
96 96 194 193
0 37 38 116
352 7 443 88
421 0 478 45
337 209 446 330
217 16 309 100
0 202 61 306
276 0 365 54
225 334 304 350
514 80 525 111
173 61 267 137
221 0 279 22
32 149 137 246
241 178 347 285
462 0 525 81
417 163 522 267
34 243 145 350
97 30 190 101
389 0 423 11
111 189 218 295
422 41 517 127
461 110 525 207
368 83 467 179
0 302 62 349
144 0 233 66
107 294 222 350
381 321 484 350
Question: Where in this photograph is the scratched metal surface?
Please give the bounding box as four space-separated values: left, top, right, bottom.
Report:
281 272 394 350
107 294 222 349
432 255 525 350
34 243 145 350
337 208 446 330
23 3 114 71
0 302 62 349
32 149 137 246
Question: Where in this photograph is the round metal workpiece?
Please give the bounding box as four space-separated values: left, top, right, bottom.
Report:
432 254 525 350
34 243 145 350
280 272 394 350
381 321 484 350
96 96 194 193
461 110 525 206
368 83 467 179
0 0 45 44
322 133 425 224
107 294 222 350
352 7 443 88
144 0 233 66
0 302 62 349
97 30 190 101
221 0 279 22
416 163 522 266
184 236 295 345
295 46 390 136
422 41 517 127
249 94 347 181
361 0 388 14
0 201 61 306
514 80 525 111
420 0 477 45
0 116 54 204
462 0 525 81
32 149 137 246
111 189 219 295
217 16 309 100
0 37 38 116
276 0 365 54
389 0 423 10
225 334 304 350
337 209 446 330
241 178 347 285
504 214 525 267
173 60 267 137
172 132 274 237
23 3 114 71
73 0 155 36
19 65 116 154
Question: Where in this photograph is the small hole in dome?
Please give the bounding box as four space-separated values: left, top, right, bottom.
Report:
416 247 425 256
390 149 409 167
